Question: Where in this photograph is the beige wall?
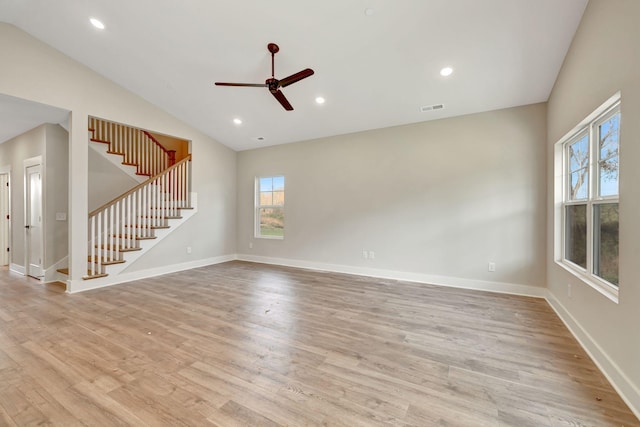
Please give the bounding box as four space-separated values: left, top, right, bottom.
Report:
149 132 190 162
0 23 236 288
0 123 68 270
0 125 45 267
44 124 69 268
238 103 547 291
547 0 640 413
87 148 139 212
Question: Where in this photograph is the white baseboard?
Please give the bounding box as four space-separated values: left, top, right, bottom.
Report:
10 263 25 275
43 256 68 283
546 291 640 420
236 254 547 298
66 254 235 293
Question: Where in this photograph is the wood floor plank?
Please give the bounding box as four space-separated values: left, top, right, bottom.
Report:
0 261 638 426
0 403 18 427
0 387 50 426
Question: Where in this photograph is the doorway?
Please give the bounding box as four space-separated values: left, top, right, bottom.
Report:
25 162 43 279
0 169 9 266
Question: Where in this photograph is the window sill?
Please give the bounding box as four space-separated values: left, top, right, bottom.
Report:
255 235 284 240
555 260 619 304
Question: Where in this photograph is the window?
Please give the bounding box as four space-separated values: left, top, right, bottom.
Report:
255 176 285 239
558 95 620 301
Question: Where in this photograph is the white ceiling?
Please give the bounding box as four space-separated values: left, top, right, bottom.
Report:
0 0 588 151
0 94 69 144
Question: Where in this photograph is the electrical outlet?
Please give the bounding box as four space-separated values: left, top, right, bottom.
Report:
488 262 496 272
568 283 572 298
186 246 192 254
369 251 375 260
363 250 368 259
249 242 253 249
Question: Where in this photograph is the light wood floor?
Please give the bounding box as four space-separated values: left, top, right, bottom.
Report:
0 262 637 426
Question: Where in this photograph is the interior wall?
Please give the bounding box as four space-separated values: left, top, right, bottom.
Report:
149 132 190 162
0 23 237 287
0 168 9 266
87 147 139 212
0 125 45 269
546 0 640 414
238 103 547 291
44 124 69 268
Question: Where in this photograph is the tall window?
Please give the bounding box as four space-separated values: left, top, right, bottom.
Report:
255 176 285 239
560 96 620 300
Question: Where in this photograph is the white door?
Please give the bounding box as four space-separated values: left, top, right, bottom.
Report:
0 172 9 266
25 165 43 278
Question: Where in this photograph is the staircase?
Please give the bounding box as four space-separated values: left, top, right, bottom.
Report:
89 116 177 177
61 117 193 280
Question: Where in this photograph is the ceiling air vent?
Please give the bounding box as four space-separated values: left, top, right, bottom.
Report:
420 104 444 113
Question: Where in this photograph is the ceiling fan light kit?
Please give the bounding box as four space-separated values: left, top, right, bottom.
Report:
215 43 314 111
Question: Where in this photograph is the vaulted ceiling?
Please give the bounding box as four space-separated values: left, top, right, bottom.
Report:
0 0 588 150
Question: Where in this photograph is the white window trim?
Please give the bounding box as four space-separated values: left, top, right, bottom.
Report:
254 175 285 240
554 92 621 304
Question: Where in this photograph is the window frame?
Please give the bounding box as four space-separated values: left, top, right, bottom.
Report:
557 94 621 303
254 175 285 240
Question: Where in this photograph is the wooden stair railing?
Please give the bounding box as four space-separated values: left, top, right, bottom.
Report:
87 155 192 279
143 130 176 166
89 117 176 177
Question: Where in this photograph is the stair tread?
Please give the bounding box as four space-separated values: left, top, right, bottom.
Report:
83 272 109 280
113 234 157 240
87 257 126 265
96 245 142 252
124 225 170 229
59 268 109 280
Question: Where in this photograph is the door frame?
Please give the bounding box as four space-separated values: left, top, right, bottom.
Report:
24 156 44 279
0 165 10 267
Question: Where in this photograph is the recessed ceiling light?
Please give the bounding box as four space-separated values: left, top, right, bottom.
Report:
315 97 325 104
440 67 453 77
233 118 242 125
89 18 105 30
365 8 375 16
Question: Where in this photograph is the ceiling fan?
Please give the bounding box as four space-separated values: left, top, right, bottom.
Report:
215 43 314 111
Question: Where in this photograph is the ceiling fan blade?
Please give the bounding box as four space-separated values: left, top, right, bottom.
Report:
271 90 294 111
215 82 267 87
278 68 314 88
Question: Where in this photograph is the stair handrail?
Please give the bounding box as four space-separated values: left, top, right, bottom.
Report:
89 155 191 217
87 155 191 277
142 130 177 166
89 117 174 175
